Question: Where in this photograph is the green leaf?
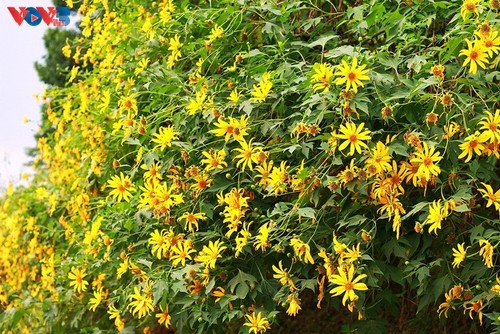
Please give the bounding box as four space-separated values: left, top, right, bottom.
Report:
298 207 316 219
205 176 232 193
415 266 430 283
301 278 317 292
440 36 462 63
124 138 141 146
407 55 427 73
153 280 169 304
235 282 249 299
402 201 429 221
389 142 409 157
243 49 263 59
124 219 134 231
307 34 338 49
378 53 402 70
259 4 282 15
227 270 257 299
383 238 407 259
136 259 152 269
338 215 367 229
453 204 470 213
240 100 253 115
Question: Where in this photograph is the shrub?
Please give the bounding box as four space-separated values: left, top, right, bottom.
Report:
0 0 499 333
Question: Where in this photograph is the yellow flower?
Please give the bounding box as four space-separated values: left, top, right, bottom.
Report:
128 286 154 319
491 276 500 295
107 172 135 203
69 66 79 82
156 305 171 328
169 34 183 54
89 289 103 312
430 64 445 79
98 90 111 113
170 240 196 267
458 131 487 162
235 222 252 257
167 34 183 68
290 238 314 264
62 38 71 58
243 312 270 334
178 212 207 232
152 125 179 151
365 141 392 174
195 239 227 268
211 115 249 142
68 266 89 293
117 258 129 279
334 57 369 93
461 0 482 20
464 299 484 326
254 223 271 251
210 286 226 303
343 243 361 264
459 39 489 74
476 29 500 56
443 121 461 139
255 159 273 186
268 161 288 195
311 63 334 92
234 139 262 172
329 265 368 305
201 148 227 171
410 142 442 181
148 229 169 259
328 130 338 155
441 92 454 108
336 122 371 156
141 161 163 181
108 303 125 331
119 95 138 113
191 173 212 196
228 89 241 103
333 235 348 256
286 294 301 316
479 239 494 268
250 72 273 102
437 288 456 318
478 109 500 143
425 200 449 235
452 243 468 268
211 24 224 39
186 91 206 115
108 303 121 321
272 260 294 287
134 57 149 75
478 182 500 211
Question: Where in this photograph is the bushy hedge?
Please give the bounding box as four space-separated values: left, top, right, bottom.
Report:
1 0 499 333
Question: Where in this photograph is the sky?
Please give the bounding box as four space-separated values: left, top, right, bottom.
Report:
0 0 69 189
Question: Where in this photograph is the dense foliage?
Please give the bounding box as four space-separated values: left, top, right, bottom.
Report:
1 0 499 333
